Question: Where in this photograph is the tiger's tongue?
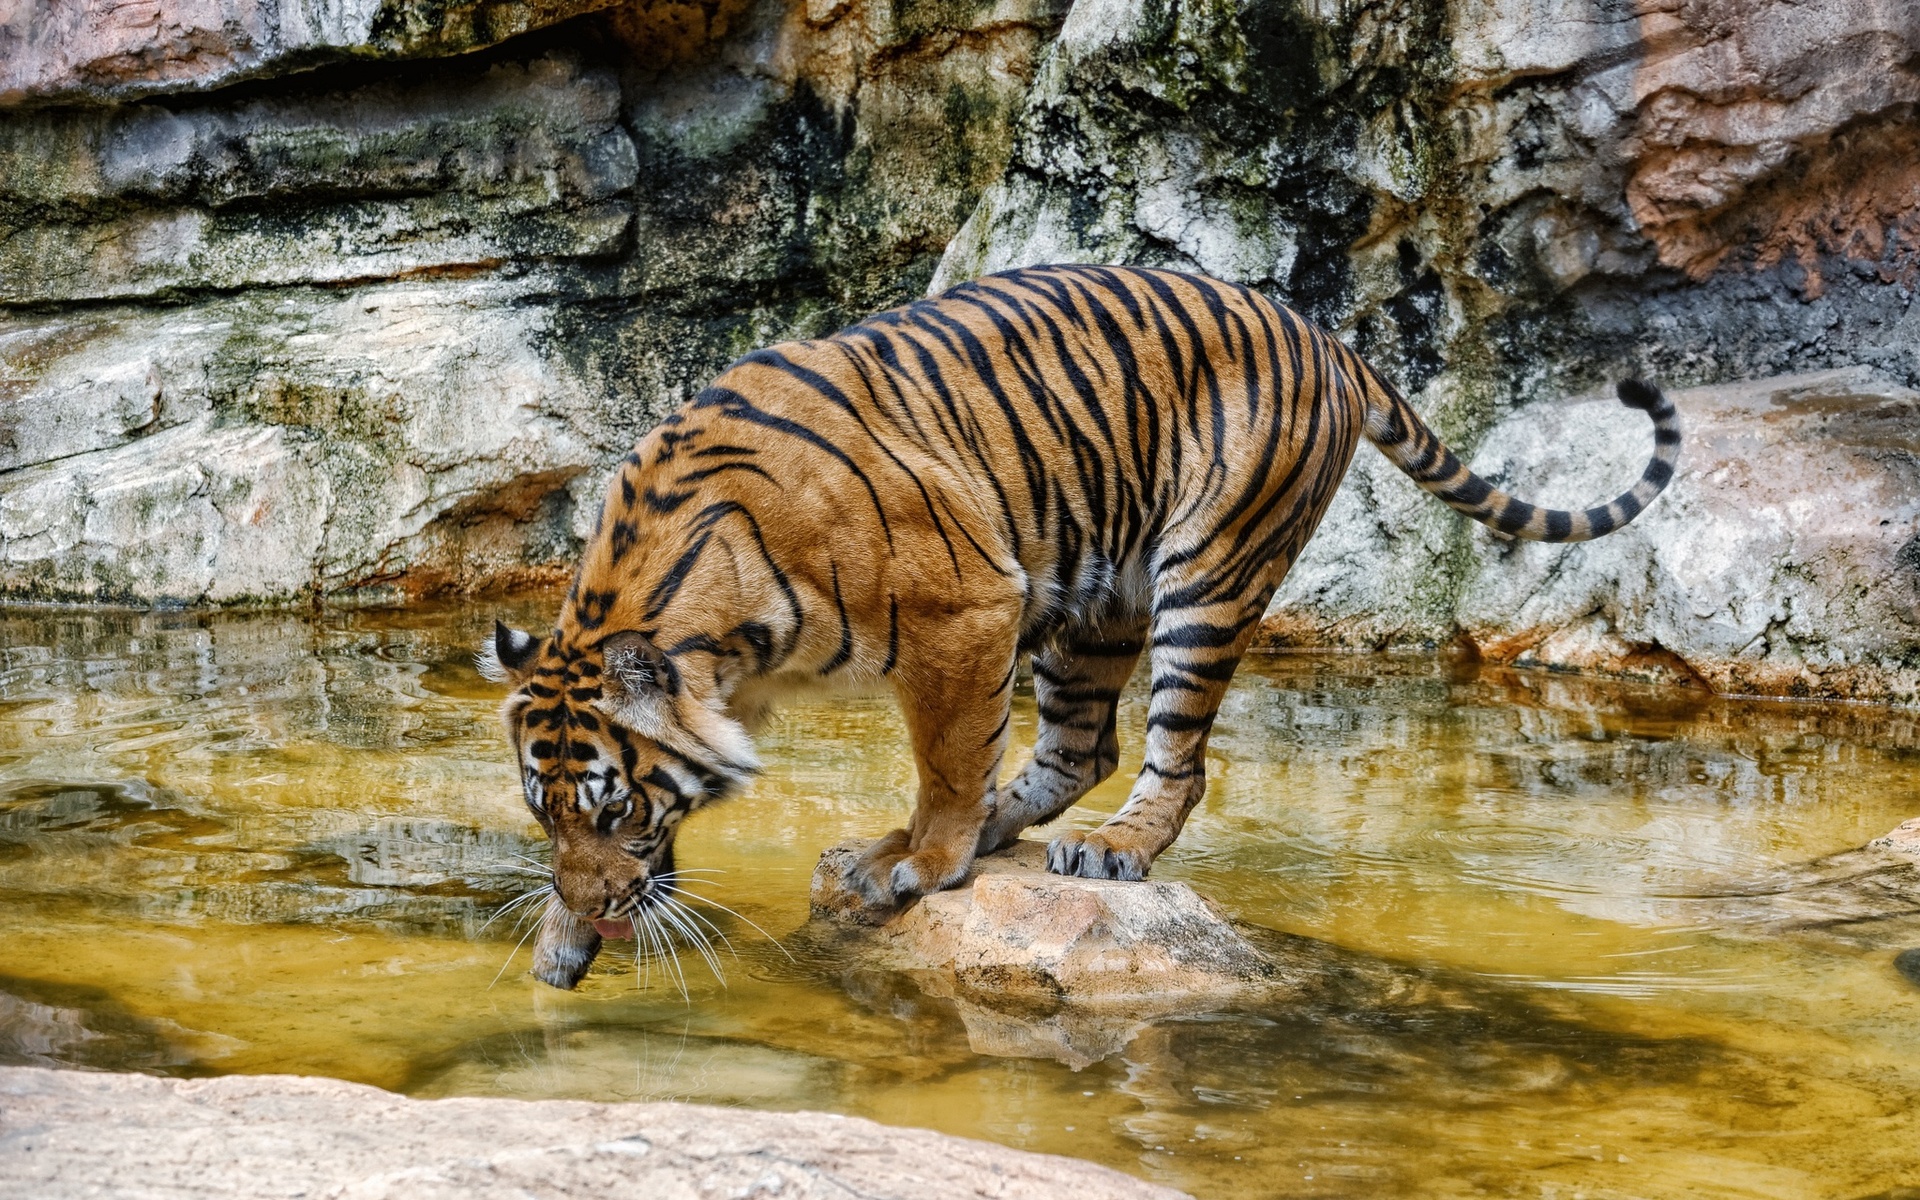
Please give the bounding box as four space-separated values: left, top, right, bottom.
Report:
592 919 633 939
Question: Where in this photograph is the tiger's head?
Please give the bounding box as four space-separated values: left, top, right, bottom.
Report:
481 621 758 923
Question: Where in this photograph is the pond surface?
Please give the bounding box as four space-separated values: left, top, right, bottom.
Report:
2 600 1919 1198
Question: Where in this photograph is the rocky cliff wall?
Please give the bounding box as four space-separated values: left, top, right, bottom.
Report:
936 0 1920 701
0 0 1066 602
2 0 1916 702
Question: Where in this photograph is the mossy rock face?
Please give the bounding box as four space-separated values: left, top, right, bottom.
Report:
3 0 1918 700
0 0 1066 604
935 0 1920 677
0 0 631 106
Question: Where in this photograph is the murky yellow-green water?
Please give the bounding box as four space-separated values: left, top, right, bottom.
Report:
3 600 1919 1198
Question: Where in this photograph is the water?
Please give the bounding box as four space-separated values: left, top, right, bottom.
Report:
3 600 1919 1198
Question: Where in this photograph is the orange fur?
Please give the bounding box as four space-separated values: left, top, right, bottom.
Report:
488 265 1679 921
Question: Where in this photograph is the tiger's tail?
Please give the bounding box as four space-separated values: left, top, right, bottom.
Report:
1358 367 1680 543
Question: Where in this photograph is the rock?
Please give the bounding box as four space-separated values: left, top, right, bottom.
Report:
1272 367 1920 704
3 0 1918 713
934 0 1920 701
0 1065 1191 1199
1869 818 1920 865
0 0 624 106
1896 948 1920 989
938 0 1920 390
810 839 1286 1002
0 0 1062 605
0 276 603 603
808 840 1301 1067
0 54 637 305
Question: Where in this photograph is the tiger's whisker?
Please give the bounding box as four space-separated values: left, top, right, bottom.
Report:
478 885 552 934
664 897 737 959
638 907 673 998
655 898 726 986
637 913 660 990
488 907 546 988
643 907 690 1003
662 886 793 962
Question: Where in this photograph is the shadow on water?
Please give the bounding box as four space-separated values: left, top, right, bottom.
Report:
0 974 205 1076
0 777 546 937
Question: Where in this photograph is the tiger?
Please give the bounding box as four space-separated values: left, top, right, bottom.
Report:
483 263 1679 979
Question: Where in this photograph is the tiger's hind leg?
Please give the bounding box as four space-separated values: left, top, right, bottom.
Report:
976 625 1145 855
1046 592 1267 881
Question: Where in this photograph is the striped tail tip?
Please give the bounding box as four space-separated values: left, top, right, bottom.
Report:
1617 379 1665 413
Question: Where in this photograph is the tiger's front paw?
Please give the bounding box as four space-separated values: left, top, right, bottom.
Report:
846 828 975 912
1046 828 1152 881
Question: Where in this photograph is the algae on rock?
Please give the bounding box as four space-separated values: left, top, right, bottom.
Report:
0 0 1068 604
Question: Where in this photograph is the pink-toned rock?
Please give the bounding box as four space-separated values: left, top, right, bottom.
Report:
1622 0 1920 285
1869 818 1920 865
0 0 622 105
0 1065 1190 1199
812 839 1286 1005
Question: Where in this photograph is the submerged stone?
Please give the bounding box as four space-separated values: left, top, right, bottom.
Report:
1895 948 1920 991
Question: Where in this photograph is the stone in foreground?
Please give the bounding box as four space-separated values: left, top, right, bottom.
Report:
0 1066 1190 1200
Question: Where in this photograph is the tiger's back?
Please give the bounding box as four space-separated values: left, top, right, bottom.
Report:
687 266 1370 649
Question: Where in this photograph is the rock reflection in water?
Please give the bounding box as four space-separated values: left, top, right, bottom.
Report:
0 975 203 1074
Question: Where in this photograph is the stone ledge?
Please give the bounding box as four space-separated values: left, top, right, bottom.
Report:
1268 367 1920 705
0 1065 1191 1200
0 0 627 107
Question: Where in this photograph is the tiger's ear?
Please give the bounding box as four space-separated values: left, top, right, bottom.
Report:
479 620 540 686
600 630 676 699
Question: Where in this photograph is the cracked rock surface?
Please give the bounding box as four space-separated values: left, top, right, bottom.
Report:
1270 367 1920 704
0 0 1066 603
0 1065 1191 1199
2 0 1917 705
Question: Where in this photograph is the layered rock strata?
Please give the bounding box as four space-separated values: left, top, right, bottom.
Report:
2 0 1917 705
0 0 626 104
0 0 1067 603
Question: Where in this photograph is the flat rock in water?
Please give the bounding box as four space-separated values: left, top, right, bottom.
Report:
808 840 1301 1065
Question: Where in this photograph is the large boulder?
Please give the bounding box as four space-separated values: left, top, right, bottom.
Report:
0 1065 1192 1199
1270 367 1920 704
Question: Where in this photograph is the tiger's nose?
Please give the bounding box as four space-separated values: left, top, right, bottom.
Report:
555 875 615 919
